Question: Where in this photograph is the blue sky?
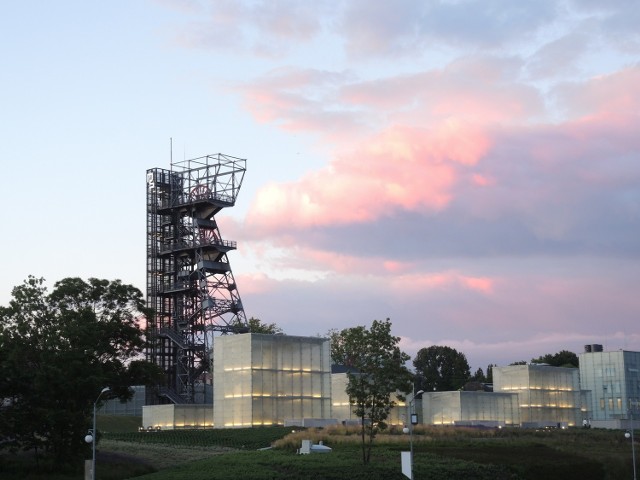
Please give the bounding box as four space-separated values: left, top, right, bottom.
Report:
2 0 640 371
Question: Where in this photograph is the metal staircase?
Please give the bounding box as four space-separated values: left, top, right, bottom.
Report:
146 154 248 404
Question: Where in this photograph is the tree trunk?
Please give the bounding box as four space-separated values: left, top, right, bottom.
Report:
360 415 368 464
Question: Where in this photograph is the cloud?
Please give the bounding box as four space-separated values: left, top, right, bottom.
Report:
237 258 640 370
151 0 640 372
168 0 330 56
244 121 492 236
554 65 640 118
338 0 559 58
526 31 591 79
239 57 543 139
159 0 638 71
236 67 367 139
390 272 495 295
235 63 640 261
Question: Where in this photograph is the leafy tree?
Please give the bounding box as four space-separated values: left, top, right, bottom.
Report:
531 350 578 368
246 317 283 334
510 360 528 365
471 367 486 383
330 319 413 465
229 317 283 334
413 345 471 392
0 276 162 466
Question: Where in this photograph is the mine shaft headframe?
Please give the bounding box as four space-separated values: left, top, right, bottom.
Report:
170 153 246 206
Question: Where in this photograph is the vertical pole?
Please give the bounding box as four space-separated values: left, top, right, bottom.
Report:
409 406 414 480
91 387 108 480
92 400 97 480
632 411 637 480
409 384 415 480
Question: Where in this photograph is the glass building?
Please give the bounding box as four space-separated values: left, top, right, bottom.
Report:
331 370 412 426
422 391 519 426
493 364 581 426
99 385 146 416
213 334 331 428
142 404 213 429
579 350 640 421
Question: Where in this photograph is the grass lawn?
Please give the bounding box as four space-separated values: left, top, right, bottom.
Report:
1 418 636 479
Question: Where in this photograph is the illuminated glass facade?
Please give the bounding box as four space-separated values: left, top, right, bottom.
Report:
494 364 581 426
579 350 640 420
331 372 410 426
422 391 519 426
331 373 352 422
213 334 331 428
142 404 213 430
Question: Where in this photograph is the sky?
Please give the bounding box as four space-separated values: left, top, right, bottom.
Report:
1 0 639 372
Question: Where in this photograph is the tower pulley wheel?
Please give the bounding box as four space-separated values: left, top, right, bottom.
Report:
190 184 211 200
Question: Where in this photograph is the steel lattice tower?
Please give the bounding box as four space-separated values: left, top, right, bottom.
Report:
146 154 248 404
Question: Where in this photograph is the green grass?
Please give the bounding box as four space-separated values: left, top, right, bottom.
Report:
97 415 143 433
104 426 291 450
1 420 636 480
130 445 514 480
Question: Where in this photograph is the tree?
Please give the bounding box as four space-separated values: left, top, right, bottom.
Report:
246 317 283 334
0 276 162 466
413 345 471 392
531 350 579 368
330 319 413 465
229 317 283 334
471 367 486 383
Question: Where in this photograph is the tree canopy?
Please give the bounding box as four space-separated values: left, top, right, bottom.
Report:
229 316 284 335
246 317 283 334
531 350 579 368
330 318 413 465
0 276 161 466
413 345 471 392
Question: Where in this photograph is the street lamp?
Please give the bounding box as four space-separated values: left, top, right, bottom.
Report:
403 388 424 480
85 387 110 480
625 415 637 480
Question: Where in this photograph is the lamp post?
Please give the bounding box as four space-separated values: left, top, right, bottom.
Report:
85 387 110 480
403 388 424 480
625 410 637 480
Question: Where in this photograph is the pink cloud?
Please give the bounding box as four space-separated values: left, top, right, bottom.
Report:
390 272 495 295
237 58 544 149
471 173 495 186
266 247 414 276
235 272 273 295
338 56 543 125
556 66 640 119
246 122 492 233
